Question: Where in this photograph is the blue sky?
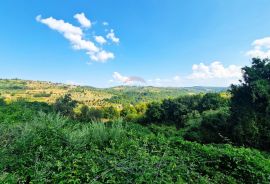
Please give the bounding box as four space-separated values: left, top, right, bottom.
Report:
1 0 270 87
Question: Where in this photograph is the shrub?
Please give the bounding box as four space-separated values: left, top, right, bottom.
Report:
102 106 120 119
77 105 92 122
120 105 137 117
53 94 77 117
184 108 230 144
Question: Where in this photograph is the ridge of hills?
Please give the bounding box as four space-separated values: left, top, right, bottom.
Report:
0 79 228 107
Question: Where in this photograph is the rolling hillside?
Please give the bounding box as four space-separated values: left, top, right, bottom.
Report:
0 79 228 107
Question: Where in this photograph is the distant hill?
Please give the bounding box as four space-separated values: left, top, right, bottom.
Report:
0 79 228 107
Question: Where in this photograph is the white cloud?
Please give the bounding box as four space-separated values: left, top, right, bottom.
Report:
36 14 116 63
246 37 270 59
188 61 242 79
90 50 114 62
112 72 145 84
94 35 107 45
64 32 99 52
74 13 91 28
103 22 109 26
113 72 129 83
173 75 180 81
253 37 270 48
106 29 120 43
36 15 83 36
183 61 243 86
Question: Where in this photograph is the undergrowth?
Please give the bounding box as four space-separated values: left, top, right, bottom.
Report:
0 113 269 183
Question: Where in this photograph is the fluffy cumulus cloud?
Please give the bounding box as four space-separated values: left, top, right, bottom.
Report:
106 29 120 43
36 13 119 63
112 72 145 84
90 50 114 62
94 35 107 45
246 37 270 58
74 13 91 28
188 61 242 79
182 61 242 86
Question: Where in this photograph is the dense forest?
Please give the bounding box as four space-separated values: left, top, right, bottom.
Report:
0 58 270 183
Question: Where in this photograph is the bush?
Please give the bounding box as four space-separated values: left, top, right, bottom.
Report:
120 105 137 117
77 105 91 122
88 107 103 120
0 100 52 124
53 94 77 117
102 106 120 119
184 108 230 144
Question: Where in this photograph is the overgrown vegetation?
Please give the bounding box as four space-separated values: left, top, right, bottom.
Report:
0 112 269 183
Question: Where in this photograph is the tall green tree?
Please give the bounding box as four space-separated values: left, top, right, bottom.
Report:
230 58 270 150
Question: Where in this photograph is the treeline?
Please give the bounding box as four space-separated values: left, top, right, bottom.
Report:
52 93 147 122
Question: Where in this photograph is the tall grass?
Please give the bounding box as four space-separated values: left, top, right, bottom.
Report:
68 118 125 148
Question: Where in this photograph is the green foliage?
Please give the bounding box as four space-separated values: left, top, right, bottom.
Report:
0 100 52 124
0 112 269 183
145 102 163 123
198 93 229 112
134 102 147 114
77 105 92 122
0 97 5 106
184 108 231 144
76 105 103 122
53 94 77 117
120 105 137 117
105 86 227 106
145 94 228 129
102 106 120 119
87 107 103 120
230 58 270 150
